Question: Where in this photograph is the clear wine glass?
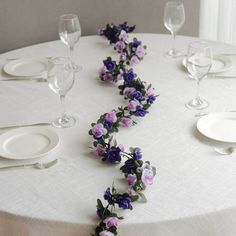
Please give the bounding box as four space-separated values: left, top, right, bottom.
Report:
59 14 82 71
185 41 212 110
164 0 185 58
47 57 76 128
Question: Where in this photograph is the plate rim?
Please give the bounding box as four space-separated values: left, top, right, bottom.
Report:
0 127 59 160
3 57 48 77
182 54 232 74
197 112 236 142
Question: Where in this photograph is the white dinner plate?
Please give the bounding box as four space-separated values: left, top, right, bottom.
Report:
197 112 236 142
182 54 232 74
0 127 59 160
3 58 48 77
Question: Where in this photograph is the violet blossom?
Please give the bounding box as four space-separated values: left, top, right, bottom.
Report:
130 55 139 66
105 111 117 123
120 118 133 127
99 231 114 236
103 217 119 228
92 123 107 138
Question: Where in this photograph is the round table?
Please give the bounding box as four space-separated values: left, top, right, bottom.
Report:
0 34 236 236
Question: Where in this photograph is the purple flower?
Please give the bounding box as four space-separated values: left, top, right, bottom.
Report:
99 231 114 236
127 188 137 197
146 88 154 96
117 73 123 81
104 188 113 204
104 58 116 71
118 144 125 152
105 111 117 123
147 95 156 104
134 148 142 160
103 119 113 130
92 144 106 157
132 38 141 47
141 168 154 185
120 118 133 127
115 41 126 53
123 159 137 174
123 87 136 98
99 66 108 77
128 100 139 111
127 174 137 185
130 55 139 66
119 30 128 41
124 69 136 82
92 123 107 138
134 106 148 117
120 52 127 61
135 45 146 58
103 217 119 228
107 147 121 164
131 91 143 102
102 73 114 82
116 196 133 210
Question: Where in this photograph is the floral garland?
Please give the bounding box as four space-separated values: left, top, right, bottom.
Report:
89 22 157 236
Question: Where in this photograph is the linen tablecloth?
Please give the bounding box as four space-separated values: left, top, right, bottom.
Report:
0 34 236 236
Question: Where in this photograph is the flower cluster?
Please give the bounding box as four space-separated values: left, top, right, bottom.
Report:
90 23 157 236
98 22 135 44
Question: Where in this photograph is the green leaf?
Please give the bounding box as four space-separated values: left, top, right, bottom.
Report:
96 199 104 210
138 192 147 203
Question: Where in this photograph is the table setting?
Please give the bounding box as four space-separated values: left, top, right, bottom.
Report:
0 2 236 236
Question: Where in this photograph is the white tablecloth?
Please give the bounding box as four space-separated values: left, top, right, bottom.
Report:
0 34 236 236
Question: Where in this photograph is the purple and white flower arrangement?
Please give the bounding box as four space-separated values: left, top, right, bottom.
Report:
90 22 157 236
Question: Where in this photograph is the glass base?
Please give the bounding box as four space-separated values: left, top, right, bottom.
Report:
185 97 209 110
51 115 76 128
165 49 183 58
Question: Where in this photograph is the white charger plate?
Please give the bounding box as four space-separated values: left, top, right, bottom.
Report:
182 54 232 74
3 58 48 77
197 112 236 142
0 127 59 160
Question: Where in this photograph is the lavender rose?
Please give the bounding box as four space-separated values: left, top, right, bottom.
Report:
92 144 106 157
130 55 139 66
127 174 137 185
119 30 128 41
99 231 114 236
105 111 117 123
136 45 146 58
141 168 154 185
103 217 119 228
120 118 133 127
92 123 107 138
128 100 139 111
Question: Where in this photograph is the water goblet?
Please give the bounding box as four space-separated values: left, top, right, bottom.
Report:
185 41 212 110
47 57 76 128
164 0 185 58
59 14 82 71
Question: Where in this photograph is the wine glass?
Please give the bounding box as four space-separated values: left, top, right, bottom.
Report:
47 57 76 128
59 14 82 71
164 0 185 58
185 41 212 110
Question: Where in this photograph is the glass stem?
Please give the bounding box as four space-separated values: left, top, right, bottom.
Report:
69 46 74 63
196 80 200 99
60 95 67 121
172 31 176 54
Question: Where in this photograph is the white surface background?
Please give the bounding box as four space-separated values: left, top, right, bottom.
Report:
0 34 236 236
